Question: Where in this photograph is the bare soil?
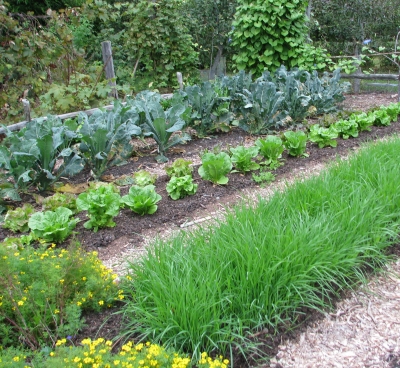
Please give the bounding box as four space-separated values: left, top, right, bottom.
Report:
1 92 400 367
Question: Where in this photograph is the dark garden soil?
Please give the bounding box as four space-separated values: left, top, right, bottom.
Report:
1 92 400 366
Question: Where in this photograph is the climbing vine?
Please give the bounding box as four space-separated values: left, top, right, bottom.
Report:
231 0 310 74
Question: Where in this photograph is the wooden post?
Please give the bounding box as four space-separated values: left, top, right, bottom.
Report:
176 72 183 90
353 45 361 94
101 41 118 99
398 73 400 102
21 99 30 122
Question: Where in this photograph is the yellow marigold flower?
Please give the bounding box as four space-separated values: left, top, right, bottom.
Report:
17 300 24 306
223 359 229 364
2 256 7 259
59 279 64 284
114 360 121 365
14 252 20 256
13 356 20 362
118 294 125 300
55 339 64 346
98 300 104 306
106 340 113 346
50 352 55 357
84 357 94 364
77 301 82 306
54 309 60 314
135 343 144 351
82 277 87 281
138 360 145 365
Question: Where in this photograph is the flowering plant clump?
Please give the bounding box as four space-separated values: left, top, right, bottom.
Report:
0 339 229 367
0 243 122 349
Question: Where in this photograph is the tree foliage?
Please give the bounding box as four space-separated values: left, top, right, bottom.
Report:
310 0 400 50
181 0 237 70
231 0 310 75
5 0 84 15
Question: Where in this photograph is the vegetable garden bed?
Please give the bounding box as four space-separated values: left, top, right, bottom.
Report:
1 89 400 367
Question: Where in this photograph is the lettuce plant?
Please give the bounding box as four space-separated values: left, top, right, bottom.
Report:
382 103 400 122
3 204 35 233
41 192 77 214
121 185 162 216
333 119 359 139
351 112 375 132
308 124 338 148
133 170 157 187
198 152 232 185
372 109 391 126
255 136 285 169
165 158 193 178
28 207 79 243
230 145 260 173
283 131 309 157
166 175 198 200
76 184 121 232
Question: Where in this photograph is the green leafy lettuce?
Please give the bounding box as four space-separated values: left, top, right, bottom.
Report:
3 204 35 233
308 124 338 148
198 152 232 185
255 136 285 169
230 146 260 173
76 184 121 232
121 185 162 216
166 175 198 200
28 207 78 243
283 131 309 157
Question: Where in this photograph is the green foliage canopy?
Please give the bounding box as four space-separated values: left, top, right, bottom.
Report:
231 0 310 74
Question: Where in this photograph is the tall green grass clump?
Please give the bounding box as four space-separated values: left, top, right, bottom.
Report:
121 137 400 361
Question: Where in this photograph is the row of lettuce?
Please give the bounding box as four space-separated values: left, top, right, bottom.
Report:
0 66 347 198
1 103 400 367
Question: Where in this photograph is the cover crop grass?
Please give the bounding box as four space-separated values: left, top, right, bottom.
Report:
121 137 400 361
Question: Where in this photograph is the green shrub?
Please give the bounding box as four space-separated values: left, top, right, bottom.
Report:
0 243 121 349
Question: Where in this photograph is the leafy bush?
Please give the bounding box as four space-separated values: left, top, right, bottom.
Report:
255 136 285 169
230 146 260 173
166 175 198 200
333 119 359 139
28 207 78 243
0 116 84 191
275 66 311 123
0 243 120 349
3 204 35 233
308 124 338 148
166 158 193 178
305 69 349 114
121 185 162 216
133 170 157 187
184 82 232 137
132 92 190 162
76 184 121 232
78 102 142 179
237 81 288 135
283 131 309 157
198 152 232 185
